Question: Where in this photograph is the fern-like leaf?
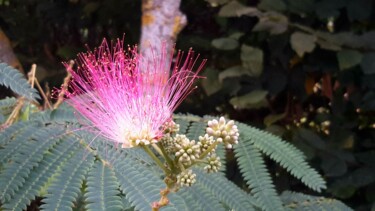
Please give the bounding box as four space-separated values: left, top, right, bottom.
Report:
0 120 40 147
114 161 163 210
234 136 284 211
95 144 187 211
186 120 206 141
196 171 257 211
50 107 78 123
281 191 353 211
0 126 64 202
0 63 40 101
174 117 190 134
85 161 123 211
2 136 81 211
186 183 225 211
0 97 16 116
239 123 326 192
41 148 95 210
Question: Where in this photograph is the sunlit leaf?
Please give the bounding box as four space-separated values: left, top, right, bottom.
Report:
258 0 286 12
241 45 263 77
219 1 260 17
229 90 268 109
337 50 362 70
290 32 317 57
264 113 286 127
361 53 375 74
253 12 288 34
212 38 239 50
205 0 229 7
218 66 252 82
201 68 222 96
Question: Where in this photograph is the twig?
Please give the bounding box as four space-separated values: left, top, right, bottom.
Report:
28 64 36 88
44 82 51 109
53 60 74 109
152 188 170 211
34 79 52 109
4 97 25 126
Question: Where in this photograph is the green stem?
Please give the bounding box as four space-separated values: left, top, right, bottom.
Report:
199 141 219 159
151 144 164 157
158 143 176 172
142 145 170 174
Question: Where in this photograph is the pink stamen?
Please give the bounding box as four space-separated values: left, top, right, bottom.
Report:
63 38 206 148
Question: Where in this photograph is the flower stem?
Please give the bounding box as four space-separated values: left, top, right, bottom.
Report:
199 141 219 159
141 145 170 174
157 143 175 171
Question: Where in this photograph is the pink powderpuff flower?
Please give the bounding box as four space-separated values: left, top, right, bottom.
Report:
64 39 206 148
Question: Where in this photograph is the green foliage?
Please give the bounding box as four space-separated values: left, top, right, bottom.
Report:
0 97 16 119
0 107 352 210
0 63 40 101
85 162 123 211
239 123 326 192
235 137 284 210
281 191 352 211
179 0 375 209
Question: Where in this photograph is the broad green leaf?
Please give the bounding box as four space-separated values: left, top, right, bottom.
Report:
229 90 268 109
361 53 375 74
218 1 260 17
252 11 288 34
201 68 222 96
337 50 362 70
317 39 342 51
218 66 252 82
346 0 372 21
241 45 263 77
286 0 315 14
212 38 239 50
83 2 100 15
264 112 286 126
290 32 317 57
320 153 347 177
296 128 327 150
205 0 229 7
229 32 245 40
258 0 286 12
56 46 80 59
315 0 345 19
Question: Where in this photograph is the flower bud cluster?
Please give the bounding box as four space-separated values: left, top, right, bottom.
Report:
204 154 221 173
163 120 180 134
177 170 196 187
174 135 200 166
198 134 215 153
158 117 239 189
161 121 180 153
206 117 239 149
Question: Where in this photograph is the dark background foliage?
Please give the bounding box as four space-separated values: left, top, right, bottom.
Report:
1 0 375 210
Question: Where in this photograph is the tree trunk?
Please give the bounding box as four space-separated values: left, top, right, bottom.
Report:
140 0 187 58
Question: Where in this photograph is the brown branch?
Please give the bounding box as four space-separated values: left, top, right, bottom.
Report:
34 78 52 109
152 188 170 211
